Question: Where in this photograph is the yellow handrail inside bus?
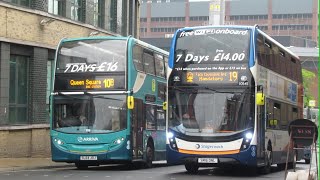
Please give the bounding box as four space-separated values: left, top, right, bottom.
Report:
163 101 167 110
256 92 265 105
127 96 134 109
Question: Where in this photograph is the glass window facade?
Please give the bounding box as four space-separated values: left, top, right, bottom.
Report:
48 0 64 16
9 55 29 125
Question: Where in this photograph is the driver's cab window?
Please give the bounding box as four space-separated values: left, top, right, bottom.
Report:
55 101 89 127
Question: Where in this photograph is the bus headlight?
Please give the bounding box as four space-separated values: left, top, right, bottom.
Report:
54 138 64 145
167 132 178 151
245 132 253 140
167 132 174 139
241 132 253 151
113 137 125 145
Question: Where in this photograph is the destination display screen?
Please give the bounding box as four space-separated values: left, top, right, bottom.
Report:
182 71 246 85
172 64 249 86
54 74 125 91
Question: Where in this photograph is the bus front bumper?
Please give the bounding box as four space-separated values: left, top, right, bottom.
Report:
166 145 257 167
51 142 131 164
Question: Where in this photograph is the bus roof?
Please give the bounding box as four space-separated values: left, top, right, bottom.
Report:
60 36 129 43
177 25 255 32
58 36 169 55
134 38 169 56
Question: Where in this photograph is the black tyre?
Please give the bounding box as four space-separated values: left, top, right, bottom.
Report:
259 150 272 174
145 144 154 168
75 163 88 170
305 159 310 164
185 163 199 174
288 152 297 170
277 163 286 170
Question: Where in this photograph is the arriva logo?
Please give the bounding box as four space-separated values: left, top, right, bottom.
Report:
77 137 99 142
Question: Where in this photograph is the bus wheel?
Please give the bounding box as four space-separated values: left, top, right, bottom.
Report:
288 152 297 171
260 150 272 174
276 163 286 170
185 163 199 174
145 143 154 168
305 159 310 164
75 163 88 170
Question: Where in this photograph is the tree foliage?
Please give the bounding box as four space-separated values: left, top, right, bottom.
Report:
302 69 316 107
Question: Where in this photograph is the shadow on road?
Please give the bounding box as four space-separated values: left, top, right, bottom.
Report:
165 165 302 178
63 162 172 171
60 162 307 179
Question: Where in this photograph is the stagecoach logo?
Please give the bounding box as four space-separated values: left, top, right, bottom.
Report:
77 137 99 142
173 76 180 82
240 76 248 81
195 144 200 149
194 143 224 150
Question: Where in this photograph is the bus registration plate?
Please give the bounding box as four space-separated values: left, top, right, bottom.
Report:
198 158 218 163
80 156 97 160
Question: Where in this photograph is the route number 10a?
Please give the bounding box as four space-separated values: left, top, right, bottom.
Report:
103 79 115 88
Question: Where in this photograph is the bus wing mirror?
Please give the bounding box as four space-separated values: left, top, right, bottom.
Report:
127 96 134 109
256 92 265 106
163 102 167 111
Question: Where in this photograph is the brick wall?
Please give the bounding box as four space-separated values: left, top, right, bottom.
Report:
0 5 113 48
0 4 114 158
0 43 9 125
30 48 48 124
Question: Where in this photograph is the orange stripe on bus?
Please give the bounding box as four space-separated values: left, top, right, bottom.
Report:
216 130 235 133
178 149 240 155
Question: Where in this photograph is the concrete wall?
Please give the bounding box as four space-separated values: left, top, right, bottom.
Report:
0 127 50 157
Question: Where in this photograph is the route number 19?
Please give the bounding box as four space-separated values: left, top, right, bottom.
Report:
229 71 238 81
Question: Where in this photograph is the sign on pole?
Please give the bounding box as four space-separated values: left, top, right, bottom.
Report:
308 100 316 107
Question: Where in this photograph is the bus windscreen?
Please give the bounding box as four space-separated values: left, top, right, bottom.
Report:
54 39 127 91
172 28 251 87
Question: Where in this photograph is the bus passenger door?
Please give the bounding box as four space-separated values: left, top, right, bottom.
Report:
132 99 144 159
257 100 266 165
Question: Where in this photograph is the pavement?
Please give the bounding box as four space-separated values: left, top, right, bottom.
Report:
0 158 72 172
0 146 318 174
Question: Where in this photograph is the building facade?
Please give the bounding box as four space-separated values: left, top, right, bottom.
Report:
140 0 318 50
0 0 140 158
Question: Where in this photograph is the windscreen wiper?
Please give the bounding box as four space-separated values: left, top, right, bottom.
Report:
56 92 84 100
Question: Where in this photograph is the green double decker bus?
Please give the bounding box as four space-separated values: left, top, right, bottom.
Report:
50 36 169 169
